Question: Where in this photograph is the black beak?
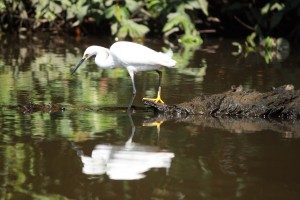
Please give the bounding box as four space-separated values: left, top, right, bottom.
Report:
72 58 86 75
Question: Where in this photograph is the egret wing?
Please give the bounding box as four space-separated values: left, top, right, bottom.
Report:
110 42 176 67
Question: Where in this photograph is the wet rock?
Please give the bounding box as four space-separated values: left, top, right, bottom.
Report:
143 84 300 119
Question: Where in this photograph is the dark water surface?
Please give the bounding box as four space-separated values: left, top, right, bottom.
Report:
1 34 300 199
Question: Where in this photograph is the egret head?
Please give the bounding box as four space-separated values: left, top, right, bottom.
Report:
71 46 99 75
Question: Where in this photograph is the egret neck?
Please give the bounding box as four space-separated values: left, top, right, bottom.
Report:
72 41 177 110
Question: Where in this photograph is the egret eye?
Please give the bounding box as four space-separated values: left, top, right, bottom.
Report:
83 54 89 59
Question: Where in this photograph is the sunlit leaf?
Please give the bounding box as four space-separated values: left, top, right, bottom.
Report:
261 3 270 15
126 0 143 13
117 20 149 39
146 0 161 9
128 21 149 38
72 20 80 27
119 7 130 22
0 2 5 10
105 0 114 7
77 0 86 8
117 25 129 39
20 10 28 19
49 1 62 15
45 11 56 21
104 5 115 19
61 0 72 7
246 32 257 48
198 0 209 16
77 5 89 20
66 7 75 19
271 3 285 11
163 13 183 32
111 22 118 35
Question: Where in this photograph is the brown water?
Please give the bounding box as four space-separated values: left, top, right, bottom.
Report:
1 34 300 199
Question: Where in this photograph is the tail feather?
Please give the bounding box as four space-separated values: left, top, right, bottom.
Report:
164 49 173 58
158 50 176 68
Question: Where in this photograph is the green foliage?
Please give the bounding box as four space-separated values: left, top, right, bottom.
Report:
104 2 149 40
151 0 208 46
2 0 298 46
0 0 209 43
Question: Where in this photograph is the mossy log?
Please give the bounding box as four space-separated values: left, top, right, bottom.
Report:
143 85 300 119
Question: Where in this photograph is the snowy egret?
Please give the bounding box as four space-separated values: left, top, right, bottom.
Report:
72 41 176 110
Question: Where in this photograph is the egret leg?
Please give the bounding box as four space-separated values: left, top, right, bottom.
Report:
128 94 136 112
143 70 165 104
127 68 136 111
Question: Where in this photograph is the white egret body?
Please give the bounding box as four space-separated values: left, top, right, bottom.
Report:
72 41 176 110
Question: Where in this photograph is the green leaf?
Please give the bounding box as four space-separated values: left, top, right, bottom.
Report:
61 0 72 7
104 5 116 19
117 20 149 39
111 22 118 35
261 3 270 15
270 12 283 28
126 0 143 13
163 13 182 32
72 20 80 27
198 0 209 16
270 3 285 11
66 7 75 19
105 0 114 7
0 2 5 10
49 1 62 15
45 11 56 21
180 34 203 46
76 0 86 8
146 0 161 9
246 32 257 48
76 5 89 20
128 21 149 38
117 26 129 39
20 10 28 19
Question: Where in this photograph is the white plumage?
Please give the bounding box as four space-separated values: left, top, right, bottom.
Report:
72 41 177 110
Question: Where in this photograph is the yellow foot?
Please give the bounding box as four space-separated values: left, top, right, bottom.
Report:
142 97 164 104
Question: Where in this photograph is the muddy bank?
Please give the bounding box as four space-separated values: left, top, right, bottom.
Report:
144 84 300 119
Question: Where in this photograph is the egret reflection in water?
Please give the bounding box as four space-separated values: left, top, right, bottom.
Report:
80 113 174 180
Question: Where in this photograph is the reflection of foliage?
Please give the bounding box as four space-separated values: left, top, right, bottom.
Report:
232 33 290 64
223 0 297 62
222 1 300 34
